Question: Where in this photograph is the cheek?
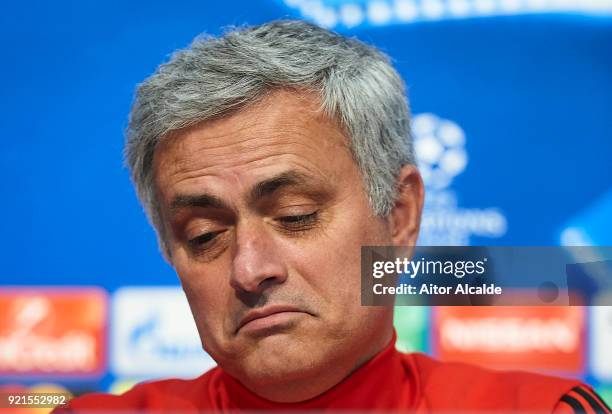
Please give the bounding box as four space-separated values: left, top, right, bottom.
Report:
175 259 231 334
288 218 376 312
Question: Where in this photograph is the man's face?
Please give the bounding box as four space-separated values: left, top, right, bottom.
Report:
153 90 397 400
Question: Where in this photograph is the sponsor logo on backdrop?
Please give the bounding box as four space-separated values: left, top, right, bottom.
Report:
0 289 106 376
413 113 507 245
591 301 612 381
433 307 585 374
279 0 612 29
111 287 216 378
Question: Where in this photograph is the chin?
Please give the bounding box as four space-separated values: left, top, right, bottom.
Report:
230 333 326 386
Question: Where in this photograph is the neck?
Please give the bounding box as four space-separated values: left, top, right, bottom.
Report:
238 326 395 403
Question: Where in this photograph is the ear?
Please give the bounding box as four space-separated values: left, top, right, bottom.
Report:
388 164 424 246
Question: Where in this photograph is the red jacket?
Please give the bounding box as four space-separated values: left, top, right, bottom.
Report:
57 338 607 413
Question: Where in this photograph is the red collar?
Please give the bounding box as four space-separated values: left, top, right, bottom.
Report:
217 331 417 410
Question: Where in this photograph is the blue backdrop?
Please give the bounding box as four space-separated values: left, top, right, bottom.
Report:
1 0 611 399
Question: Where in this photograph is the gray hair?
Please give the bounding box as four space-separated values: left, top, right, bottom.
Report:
125 19 415 254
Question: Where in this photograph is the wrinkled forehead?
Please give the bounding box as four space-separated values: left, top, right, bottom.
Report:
151 90 358 208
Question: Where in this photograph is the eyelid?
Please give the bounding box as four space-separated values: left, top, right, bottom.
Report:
279 211 316 218
184 230 231 262
182 214 227 237
275 203 319 214
188 229 223 244
275 211 319 228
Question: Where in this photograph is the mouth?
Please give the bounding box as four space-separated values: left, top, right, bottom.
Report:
237 305 309 334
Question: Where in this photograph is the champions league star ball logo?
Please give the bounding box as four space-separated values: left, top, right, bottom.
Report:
413 113 467 191
412 113 507 246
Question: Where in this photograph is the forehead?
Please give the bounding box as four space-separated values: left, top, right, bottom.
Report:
152 90 358 203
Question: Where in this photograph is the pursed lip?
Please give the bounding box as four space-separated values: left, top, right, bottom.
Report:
237 305 307 333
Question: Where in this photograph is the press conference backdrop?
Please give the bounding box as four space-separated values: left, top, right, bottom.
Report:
1 0 611 403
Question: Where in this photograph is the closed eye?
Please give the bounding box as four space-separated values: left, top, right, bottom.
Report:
276 211 318 227
188 230 224 249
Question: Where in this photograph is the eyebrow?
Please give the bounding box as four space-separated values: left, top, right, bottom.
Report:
248 170 312 204
170 193 229 212
169 170 324 215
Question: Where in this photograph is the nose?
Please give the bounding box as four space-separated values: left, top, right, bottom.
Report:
229 221 288 293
